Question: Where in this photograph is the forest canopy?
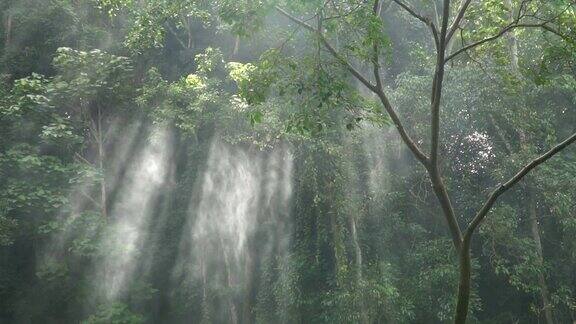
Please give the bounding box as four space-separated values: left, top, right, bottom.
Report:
0 0 575 323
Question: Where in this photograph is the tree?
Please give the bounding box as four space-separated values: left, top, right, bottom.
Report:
227 0 576 322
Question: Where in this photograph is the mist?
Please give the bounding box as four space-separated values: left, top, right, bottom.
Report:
1 1 575 324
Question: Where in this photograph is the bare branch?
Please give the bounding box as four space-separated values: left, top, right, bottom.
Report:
446 0 472 42
391 0 430 25
80 190 101 209
446 22 573 63
391 0 440 48
465 131 576 238
166 23 188 50
74 152 93 166
541 24 575 44
373 90 430 165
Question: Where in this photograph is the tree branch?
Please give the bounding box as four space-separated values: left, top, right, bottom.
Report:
275 6 376 92
391 0 431 26
276 5 430 165
445 22 572 63
431 0 451 163
446 0 472 43
391 0 440 48
166 23 188 50
372 0 384 91
426 0 466 250
541 23 575 44
465 131 576 238
370 0 430 165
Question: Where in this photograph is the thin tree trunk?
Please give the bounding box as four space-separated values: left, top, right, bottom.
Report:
200 248 211 324
96 106 108 219
242 247 255 324
455 236 472 324
349 213 369 324
232 35 240 57
184 17 193 49
492 120 554 324
528 189 554 324
503 0 554 316
350 215 363 281
220 239 238 324
5 12 11 48
504 0 520 71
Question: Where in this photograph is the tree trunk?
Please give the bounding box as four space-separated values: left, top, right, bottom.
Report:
528 189 554 324
349 213 369 324
232 35 240 57
4 12 11 48
96 106 108 219
220 238 238 324
242 247 255 324
200 249 211 324
184 17 193 49
349 214 363 281
455 236 472 324
504 0 520 72
503 2 553 321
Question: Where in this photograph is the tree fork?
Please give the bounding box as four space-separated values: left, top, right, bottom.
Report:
275 3 576 323
455 131 576 323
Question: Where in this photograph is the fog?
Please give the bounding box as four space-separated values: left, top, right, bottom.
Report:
1 1 575 324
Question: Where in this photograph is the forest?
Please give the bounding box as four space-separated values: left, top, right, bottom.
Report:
0 0 575 323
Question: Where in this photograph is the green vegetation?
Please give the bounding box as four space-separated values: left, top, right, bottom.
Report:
1 0 575 323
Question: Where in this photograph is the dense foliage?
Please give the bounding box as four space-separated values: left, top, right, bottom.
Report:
0 0 575 323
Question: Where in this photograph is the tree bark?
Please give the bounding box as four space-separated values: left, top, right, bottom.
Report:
455 235 472 324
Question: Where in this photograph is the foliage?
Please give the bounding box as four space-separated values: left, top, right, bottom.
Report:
83 303 144 324
0 1 575 323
